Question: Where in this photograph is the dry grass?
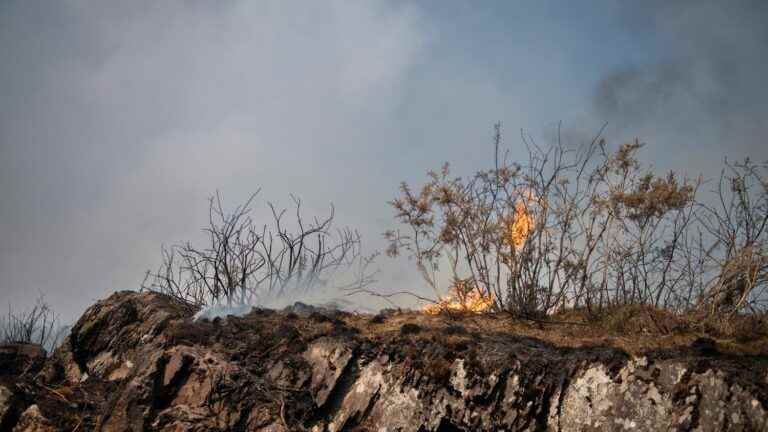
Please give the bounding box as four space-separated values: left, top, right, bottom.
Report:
341 307 768 357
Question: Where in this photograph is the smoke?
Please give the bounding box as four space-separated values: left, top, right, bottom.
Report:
0 0 426 320
3 1 767 322
593 0 768 171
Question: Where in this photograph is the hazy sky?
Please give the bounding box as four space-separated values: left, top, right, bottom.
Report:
2 1 767 321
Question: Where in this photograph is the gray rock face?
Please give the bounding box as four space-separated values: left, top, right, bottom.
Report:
0 291 766 431
321 352 767 431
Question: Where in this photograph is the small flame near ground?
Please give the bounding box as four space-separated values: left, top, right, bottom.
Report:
422 281 495 315
422 191 535 315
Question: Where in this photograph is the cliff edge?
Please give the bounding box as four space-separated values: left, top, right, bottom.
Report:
1 291 767 431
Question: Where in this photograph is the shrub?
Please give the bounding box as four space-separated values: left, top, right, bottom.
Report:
142 191 376 310
386 123 767 320
1 296 59 350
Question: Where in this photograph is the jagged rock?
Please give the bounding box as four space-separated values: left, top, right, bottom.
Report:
11 404 56 432
0 385 16 428
0 291 765 431
303 338 355 407
0 344 48 431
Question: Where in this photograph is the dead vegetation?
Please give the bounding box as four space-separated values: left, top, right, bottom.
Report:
379 123 768 332
0 296 59 351
142 191 377 310
341 306 768 358
3 291 767 431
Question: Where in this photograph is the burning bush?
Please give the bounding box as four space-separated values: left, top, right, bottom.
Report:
422 278 495 315
385 123 768 321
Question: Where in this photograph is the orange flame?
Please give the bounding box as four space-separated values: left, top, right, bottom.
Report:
507 191 536 251
422 191 536 315
422 280 494 315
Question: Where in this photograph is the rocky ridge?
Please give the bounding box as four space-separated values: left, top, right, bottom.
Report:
1 291 767 431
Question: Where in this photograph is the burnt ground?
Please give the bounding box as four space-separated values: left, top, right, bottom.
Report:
2 291 767 431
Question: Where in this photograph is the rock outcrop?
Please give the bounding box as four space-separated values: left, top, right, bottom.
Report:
1 291 766 431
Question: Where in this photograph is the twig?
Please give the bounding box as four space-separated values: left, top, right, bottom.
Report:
38 383 70 404
72 417 83 432
279 394 289 430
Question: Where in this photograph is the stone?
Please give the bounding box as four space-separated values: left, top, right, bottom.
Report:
0 344 46 377
0 291 765 431
12 405 56 432
0 385 16 427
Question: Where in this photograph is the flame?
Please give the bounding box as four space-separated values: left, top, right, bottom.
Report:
422 280 494 315
422 191 536 315
507 191 536 251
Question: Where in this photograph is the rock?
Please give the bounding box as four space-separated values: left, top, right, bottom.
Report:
303 338 355 407
12 405 56 432
369 313 386 324
0 344 46 377
691 336 718 355
399 322 422 335
0 385 16 428
283 301 340 319
0 346 46 432
68 290 186 379
0 291 765 431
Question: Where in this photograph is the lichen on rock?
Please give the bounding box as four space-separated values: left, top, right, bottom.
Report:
0 291 766 431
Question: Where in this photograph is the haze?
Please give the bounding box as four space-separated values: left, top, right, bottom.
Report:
2 1 767 322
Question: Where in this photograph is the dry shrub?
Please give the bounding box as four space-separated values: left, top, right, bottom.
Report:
143 191 377 309
385 123 767 329
689 312 768 341
1 296 59 350
596 305 685 336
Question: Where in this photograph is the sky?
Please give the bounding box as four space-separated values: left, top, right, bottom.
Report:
2 0 767 322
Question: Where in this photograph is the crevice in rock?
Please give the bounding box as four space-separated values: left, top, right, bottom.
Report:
435 416 465 432
555 371 571 432
337 385 381 432
470 368 510 408
229 400 256 432
0 386 26 432
152 353 194 410
307 352 361 429
533 380 557 431
358 385 381 427
688 385 702 431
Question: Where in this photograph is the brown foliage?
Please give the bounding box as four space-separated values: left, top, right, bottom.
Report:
385 124 767 324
